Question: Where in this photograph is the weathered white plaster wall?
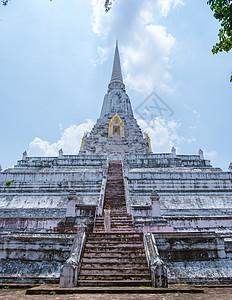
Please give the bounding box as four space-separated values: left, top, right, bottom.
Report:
167 260 232 283
130 194 232 209
0 195 99 209
0 218 61 231
160 195 232 210
0 168 103 182
0 195 67 209
0 233 75 283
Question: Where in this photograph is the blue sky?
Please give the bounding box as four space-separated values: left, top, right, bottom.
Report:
0 0 231 170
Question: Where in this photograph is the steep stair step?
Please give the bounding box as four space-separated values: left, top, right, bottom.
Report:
86 241 143 245
80 269 150 275
80 266 149 271
78 274 151 280
78 280 152 287
93 231 135 234
81 262 148 268
94 219 132 223
82 258 148 263
86 237 143 242
78 161 151 286
84 252 146 256
93 226 134 230
87 233 142 238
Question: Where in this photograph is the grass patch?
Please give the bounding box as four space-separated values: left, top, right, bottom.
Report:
50 291 57 295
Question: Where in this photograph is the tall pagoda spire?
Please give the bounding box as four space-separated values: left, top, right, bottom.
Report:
99 40 133 119
108 40 125 91
110 40 123 82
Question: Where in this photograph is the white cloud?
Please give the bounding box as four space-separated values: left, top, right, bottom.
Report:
91 46 109 66
28 120 94 157
137 116 195 153
122 25 175 92
157 0 185 17
203 150 218 159
186 137 196 143
138 117 183 152
91 0 184 93
91 0 112 39
202 149 219 168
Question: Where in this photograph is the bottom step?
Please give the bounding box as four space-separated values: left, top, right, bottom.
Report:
26 284 205 295
78 280 152 287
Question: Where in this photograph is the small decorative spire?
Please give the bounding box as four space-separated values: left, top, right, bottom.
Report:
22 151 28 160
229 162 232 171
198 149 204 159
58 148 63 158
144 132 152 153
80 131 88 152
171 147 176 158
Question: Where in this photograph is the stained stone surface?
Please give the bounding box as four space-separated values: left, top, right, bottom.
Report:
0 42 232 285
0 233 75 283
1 287 232 300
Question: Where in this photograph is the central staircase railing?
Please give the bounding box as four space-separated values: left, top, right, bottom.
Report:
59 229 86 287
97 158 109 217
121 158 131 215
143 232 168 287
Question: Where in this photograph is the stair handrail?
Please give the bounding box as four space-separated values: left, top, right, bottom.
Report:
97 158 109 216
143 232 168 288
121 159 131 215
59 229 86 287
93 205 97 232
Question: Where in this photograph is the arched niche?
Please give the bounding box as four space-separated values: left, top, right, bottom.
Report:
108 113 124 138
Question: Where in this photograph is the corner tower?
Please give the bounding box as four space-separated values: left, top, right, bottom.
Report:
80 42 150 156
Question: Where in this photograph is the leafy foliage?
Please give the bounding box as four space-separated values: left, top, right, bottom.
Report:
207 0 232 81
5 180 14 187
1 0 111 10
208 0 232 53
1 0 9 5
50 291 57 295
105 0 115 12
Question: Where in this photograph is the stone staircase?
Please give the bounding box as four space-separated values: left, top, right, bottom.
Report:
78 160 151 286
94 160 133 233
